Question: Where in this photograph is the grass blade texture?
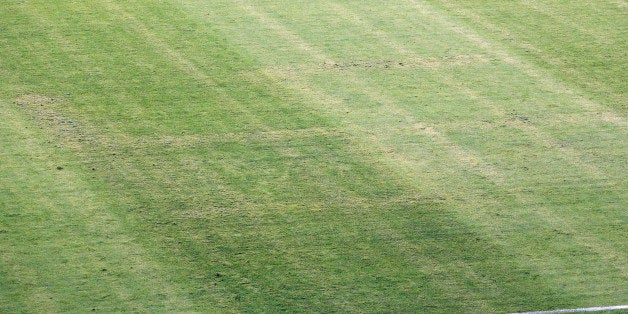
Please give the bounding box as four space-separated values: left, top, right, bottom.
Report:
0 0 625 312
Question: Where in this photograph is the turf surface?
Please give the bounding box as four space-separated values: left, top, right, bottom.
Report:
0 0 626 312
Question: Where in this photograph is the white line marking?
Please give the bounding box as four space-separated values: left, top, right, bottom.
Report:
513 305 628 314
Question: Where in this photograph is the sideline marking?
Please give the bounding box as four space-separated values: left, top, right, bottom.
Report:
513 305 628 314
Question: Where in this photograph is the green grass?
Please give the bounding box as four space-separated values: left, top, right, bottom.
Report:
0 0 626 312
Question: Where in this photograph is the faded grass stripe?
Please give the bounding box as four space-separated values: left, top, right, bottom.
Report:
97 0 268 131
234 0 505 186
330 1 618 180
327 0 628 280
421 0 625 120
96 127 344 148
0 102 195 311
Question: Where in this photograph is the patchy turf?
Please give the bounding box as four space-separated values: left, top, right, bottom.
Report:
1 0 626 312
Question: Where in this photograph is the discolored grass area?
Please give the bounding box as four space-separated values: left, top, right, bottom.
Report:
0 1 625 312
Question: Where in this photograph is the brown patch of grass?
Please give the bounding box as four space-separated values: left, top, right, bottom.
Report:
14 94 87 149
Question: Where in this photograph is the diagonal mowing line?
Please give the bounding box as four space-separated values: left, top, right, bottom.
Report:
89 0 278 219
96 0 268 131
329 0 627 275
615 0 628 8
231 0 330 64
231 0 505 186
10 7 202 310
412 0 625 123
95 1 340 213
519 1 608 43
435 1 626 113
226 4 503 307
328 1 614 180
260 66 449 187
361 86 505 184
451 84 608 179
98 0 213 87
0 102 197 311
259 69 497 313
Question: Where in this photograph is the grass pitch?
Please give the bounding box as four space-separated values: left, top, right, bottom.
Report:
0 0 626 312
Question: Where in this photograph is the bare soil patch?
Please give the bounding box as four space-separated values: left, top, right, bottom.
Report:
321 55 489 70
14 94 90 148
